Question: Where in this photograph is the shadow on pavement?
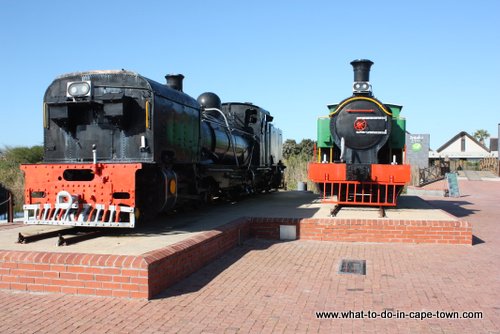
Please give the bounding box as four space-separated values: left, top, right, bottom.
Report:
153 238 281 299
472 235 485 245
423 199 478 218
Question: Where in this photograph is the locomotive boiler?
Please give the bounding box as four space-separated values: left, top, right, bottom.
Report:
308 59 410 206
22 70 283 228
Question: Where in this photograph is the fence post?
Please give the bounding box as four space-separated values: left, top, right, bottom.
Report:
8 191 13 222
0 184 14 223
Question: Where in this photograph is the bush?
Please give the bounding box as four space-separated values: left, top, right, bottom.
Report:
282 139 316 191
0 146 43 212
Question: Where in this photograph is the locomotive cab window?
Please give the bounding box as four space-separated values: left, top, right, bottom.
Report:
102 97 147 134
245 109 258 124
48 103 94 136
48 97 146 135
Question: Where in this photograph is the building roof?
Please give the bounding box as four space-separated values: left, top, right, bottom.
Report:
431 131 497 159
436 131 490 153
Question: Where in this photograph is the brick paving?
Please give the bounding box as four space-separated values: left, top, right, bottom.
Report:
0 180 499 333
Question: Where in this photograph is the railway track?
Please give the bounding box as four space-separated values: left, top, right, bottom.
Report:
330 205 386 218
17 227 107 246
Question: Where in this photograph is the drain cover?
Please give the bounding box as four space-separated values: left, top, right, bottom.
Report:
338 259 366 275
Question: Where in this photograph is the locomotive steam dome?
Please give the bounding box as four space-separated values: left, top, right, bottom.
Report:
197 92 222 110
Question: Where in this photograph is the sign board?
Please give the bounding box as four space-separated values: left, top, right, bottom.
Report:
406 133 430 169
445 173 460 197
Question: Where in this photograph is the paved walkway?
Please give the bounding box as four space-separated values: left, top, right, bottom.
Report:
0 180 499 333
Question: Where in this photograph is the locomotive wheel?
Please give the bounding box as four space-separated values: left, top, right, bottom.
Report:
134 208 141 221
226 188 241 202
196 178 217 206
201 190 215 205
135 167 166 221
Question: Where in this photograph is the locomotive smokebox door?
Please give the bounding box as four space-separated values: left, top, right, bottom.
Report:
346 164 371 181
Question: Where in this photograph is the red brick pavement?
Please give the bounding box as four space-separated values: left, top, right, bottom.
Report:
0 180 499 333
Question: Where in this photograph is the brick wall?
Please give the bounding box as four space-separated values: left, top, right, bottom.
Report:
249 217 472 245
0 218 249 299
0 216 471 299
144 218 249 298
0 251 149 298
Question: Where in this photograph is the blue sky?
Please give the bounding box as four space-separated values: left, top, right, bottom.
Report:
1 0 499 150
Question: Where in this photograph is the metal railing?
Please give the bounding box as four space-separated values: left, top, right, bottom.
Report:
418 165 449 186
0 184 14 222
320 181 402 206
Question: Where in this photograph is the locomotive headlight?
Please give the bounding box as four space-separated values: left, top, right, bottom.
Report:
353 81 372 94
67 81 92 98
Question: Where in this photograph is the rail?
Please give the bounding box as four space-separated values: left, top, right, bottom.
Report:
18 227 107 246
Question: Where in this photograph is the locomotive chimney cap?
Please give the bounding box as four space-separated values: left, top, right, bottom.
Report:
350 59 374 82
165 74 185 92
350 59 374 65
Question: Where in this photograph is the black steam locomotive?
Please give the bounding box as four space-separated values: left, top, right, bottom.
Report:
308 59 410 206
22 70 283 227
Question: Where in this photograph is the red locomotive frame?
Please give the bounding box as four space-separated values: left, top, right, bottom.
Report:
308 161 410 206
22 163 142 227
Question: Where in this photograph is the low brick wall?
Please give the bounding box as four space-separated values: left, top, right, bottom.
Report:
0 216 471 299
0 251 149 298
0 218 249 299
249 217 472 245
144 218 249 298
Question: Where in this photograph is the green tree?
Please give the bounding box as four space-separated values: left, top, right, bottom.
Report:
473 129 490 145
298 139 315 160
0 146 43 164
282 139 298 160
0 145 43 212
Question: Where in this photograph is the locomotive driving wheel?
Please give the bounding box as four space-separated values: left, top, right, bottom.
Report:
135 167 165 221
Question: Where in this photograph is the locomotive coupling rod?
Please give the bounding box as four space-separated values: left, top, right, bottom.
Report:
330 205 343 217
18 227 79 244
57 229 105 247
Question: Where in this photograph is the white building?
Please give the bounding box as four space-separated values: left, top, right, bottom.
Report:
429 131 497 159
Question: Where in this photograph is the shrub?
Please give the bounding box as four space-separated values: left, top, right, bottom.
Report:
0 146 43 212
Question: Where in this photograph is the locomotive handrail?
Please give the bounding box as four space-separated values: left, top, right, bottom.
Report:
202 108 231 129
201 113 255 137
204 107 240 167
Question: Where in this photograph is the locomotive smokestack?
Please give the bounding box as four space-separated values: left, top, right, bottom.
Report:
350 59 374 82
165 74 184 92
